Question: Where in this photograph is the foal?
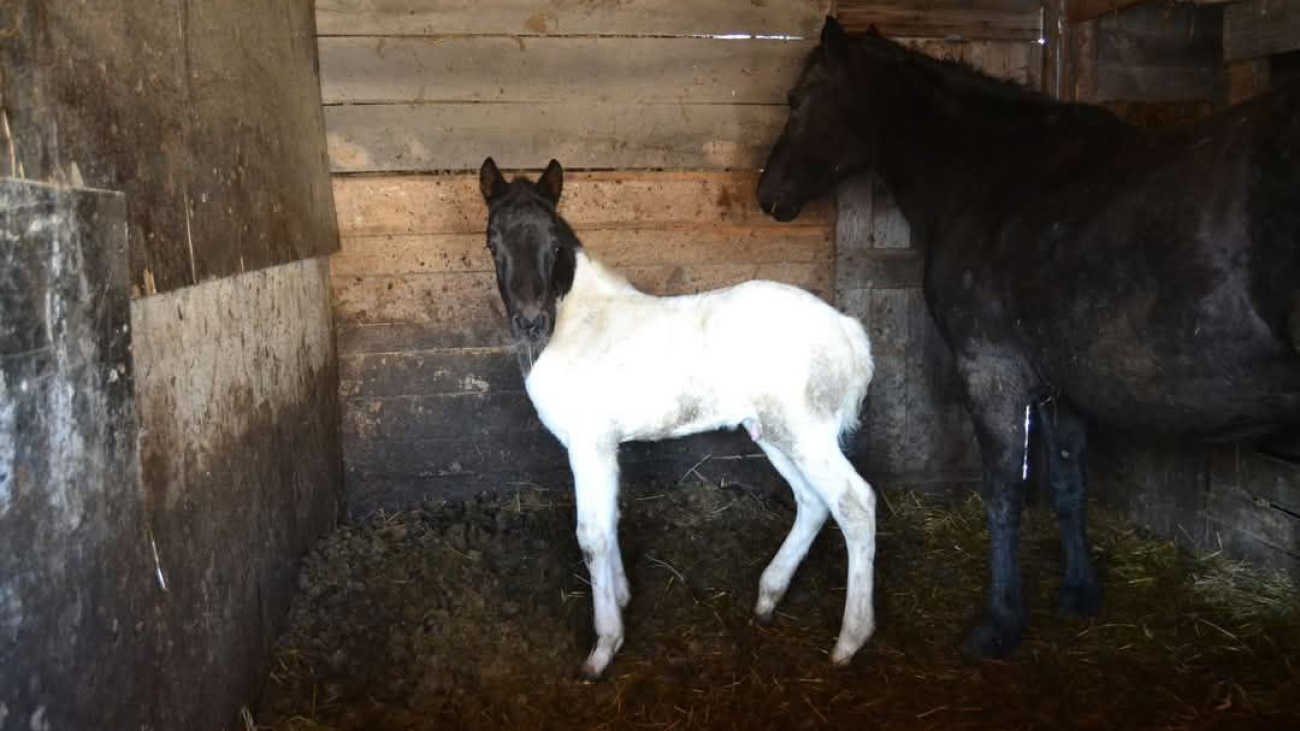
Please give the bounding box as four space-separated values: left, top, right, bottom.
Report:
480 157 878 679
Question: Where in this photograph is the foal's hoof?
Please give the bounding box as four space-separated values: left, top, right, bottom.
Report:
755 609 777 627
961 614 1025 659
1057 581 1103 618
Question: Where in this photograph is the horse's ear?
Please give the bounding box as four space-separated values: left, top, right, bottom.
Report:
821 15 849 67
537 159 564 204
480 157 508 202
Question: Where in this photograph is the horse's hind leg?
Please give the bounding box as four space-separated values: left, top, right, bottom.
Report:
754 442 830 624
1037 400 1101 617
789 437 877 666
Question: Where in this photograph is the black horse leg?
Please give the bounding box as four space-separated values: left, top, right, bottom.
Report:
958 362 1034 658
1036 400 1102 617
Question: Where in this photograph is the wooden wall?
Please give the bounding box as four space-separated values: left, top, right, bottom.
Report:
2 2 344 729
321 0 841 514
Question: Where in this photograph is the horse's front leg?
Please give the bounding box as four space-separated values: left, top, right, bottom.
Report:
957 355 1035 658
568 439 626 680
1036 399 1101 617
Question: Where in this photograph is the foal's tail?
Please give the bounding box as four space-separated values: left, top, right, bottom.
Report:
836 314 875 440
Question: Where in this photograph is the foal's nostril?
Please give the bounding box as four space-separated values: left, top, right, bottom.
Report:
512 312 548 338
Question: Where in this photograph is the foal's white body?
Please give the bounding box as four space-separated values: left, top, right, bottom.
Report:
526 251 878 678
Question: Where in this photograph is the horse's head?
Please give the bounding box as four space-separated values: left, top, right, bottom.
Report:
479 157 578 354
759 17 875 222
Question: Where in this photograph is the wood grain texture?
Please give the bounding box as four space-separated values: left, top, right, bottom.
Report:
1225 0 1300 62
839 6 1044 41
320 36 812 104
333 262 833 343
1 0 338 295
332 172 831 237
325 101 789 172
331 227 832 276
316 0 833 37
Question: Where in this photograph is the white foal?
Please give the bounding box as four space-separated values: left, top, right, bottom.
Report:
479 157 878 679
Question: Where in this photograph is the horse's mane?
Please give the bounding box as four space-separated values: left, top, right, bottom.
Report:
848 30 1058 109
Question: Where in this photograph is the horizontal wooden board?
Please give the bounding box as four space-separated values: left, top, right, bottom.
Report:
325 101 787 172
839 7 1043 41
343 429 764 480
316 0 832 37
340 347 523 398
1225 0 1300 62
896 38 1043 86
343 392 542 442
333 262 834 326
331 172 832 237
320 36 811 104
331 226 832 276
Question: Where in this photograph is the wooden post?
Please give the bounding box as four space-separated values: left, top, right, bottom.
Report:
1072 19 1099 102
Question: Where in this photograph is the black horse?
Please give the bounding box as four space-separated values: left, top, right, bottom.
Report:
759 17 1300 658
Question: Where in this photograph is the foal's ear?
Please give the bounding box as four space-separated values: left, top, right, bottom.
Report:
821 16 849 68
537 159 564 204
480 157 508 202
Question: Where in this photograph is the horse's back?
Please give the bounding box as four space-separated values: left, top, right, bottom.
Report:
932 82 1300 440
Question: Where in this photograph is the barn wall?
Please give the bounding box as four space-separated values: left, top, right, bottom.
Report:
1 2 343 729
320 0 840 515
836 1 1044 485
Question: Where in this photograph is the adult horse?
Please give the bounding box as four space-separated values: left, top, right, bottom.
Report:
759 17 1300 658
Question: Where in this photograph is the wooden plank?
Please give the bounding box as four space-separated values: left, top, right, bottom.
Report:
316 0 832 37
1207 444 1300 577
1227 59 1271 105
333 263 834 328
1095 65 1221 103
324 101 787 172
319 36 811 105
331 226 832 277
837 251 924 289
1067 0 1146 23
343 430 764 480
1225 0 1300 62
1073 19 1099 102
343 393 543 442
896 38 1042 86
183 0 340 278
839 7 1044 41
331 172 832 237
1 1 338 296
340 347 523 398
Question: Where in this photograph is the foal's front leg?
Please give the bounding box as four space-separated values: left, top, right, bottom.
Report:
568 439 626 680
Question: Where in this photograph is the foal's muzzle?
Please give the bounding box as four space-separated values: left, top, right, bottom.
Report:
511 312 550 340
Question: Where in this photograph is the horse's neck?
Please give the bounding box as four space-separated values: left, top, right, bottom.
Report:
558 251 641 319
858 62 1068 247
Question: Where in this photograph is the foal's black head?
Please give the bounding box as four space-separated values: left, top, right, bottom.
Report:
479 157 579 353
758 17 879 222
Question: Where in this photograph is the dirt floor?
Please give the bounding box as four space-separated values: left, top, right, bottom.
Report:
256 476 1300 731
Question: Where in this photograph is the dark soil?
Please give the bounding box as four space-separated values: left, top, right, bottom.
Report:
256 479 1300 731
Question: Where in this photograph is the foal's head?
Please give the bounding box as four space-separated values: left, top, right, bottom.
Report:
758 17 878 222
479 157 579 359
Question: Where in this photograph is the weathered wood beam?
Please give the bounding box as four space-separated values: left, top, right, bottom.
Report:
1225 0 1300 62
837 7 1044 41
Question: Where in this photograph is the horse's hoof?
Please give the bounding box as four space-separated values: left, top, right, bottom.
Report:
755 609 776 627
961 614 1025 659
1057 582 1103 618
577 660 609 683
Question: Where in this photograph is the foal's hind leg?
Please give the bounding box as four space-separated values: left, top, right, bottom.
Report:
1037 400 1101 617
789 437 878 666
754 442 829 624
